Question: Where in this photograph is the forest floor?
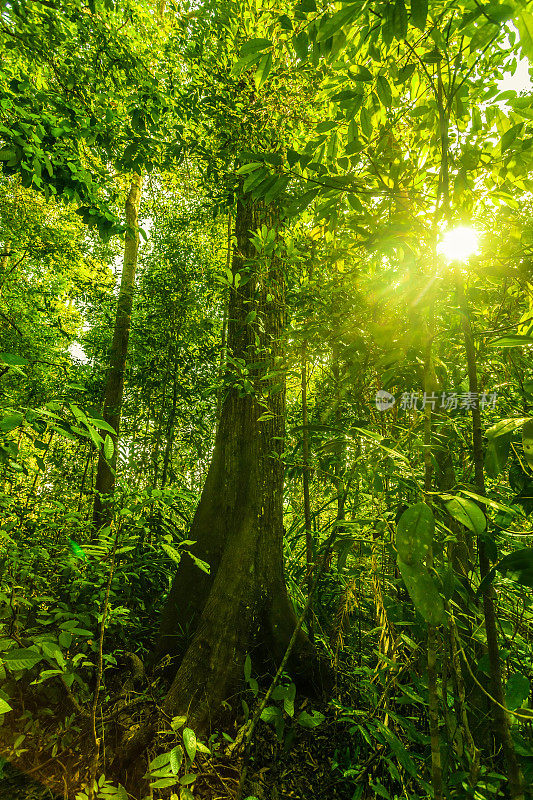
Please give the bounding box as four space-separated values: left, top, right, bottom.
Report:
0 702 359 800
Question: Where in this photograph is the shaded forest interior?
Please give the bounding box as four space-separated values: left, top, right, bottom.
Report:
2 1 533 799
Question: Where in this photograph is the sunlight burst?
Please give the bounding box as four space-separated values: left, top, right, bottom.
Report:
437 226 480 262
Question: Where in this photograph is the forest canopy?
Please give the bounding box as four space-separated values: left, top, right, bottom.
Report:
2 1 533 800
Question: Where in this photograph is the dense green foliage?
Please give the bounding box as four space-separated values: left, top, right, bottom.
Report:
2 1 533 799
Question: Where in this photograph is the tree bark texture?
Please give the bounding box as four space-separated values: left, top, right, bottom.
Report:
150 196 327 734
92 173 142 530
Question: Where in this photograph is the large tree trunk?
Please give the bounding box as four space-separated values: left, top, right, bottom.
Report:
92 173 142 530
148 196 327 732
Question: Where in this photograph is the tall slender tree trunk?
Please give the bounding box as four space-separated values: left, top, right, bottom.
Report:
92 173 142 531
301 342 313 603
160 342 180 489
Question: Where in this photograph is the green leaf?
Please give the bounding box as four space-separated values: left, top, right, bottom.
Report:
500 123 524 153
244 654 252 682
235 162 263 175
316 5 357 42
231 52 263 75
187 551 210 573
297 710 325 728
376 75 392 108
2 648 43 671
170 745 183 775
0 698 13 714
254 52 273 90
360 106 372 138
393 0 408 39
183 727 197 762
397 559 446 625
179 774 197 786
161 542 182 565
171 715 187 731
486 417 529 439
517 12 533 60
396 503 434 566
397 63 416 84
506 674 530 711
148 752 171 772
0 413 24 433
485 434 511 478
488 334 533 348
0 353 28 367
87 417 116 435
240 39 272 57
69 539 87 560
352 65 373 82
260 705 282 724
103 434 114 461
150 777 178 789
293 31 308 61
410 0 428 31
444 496 486 535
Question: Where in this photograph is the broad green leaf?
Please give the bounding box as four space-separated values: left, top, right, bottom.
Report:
187 551 210 573
260 705 282 724
2 648 43 671
396 503 434 566
254 52 272 90
352 65 373 82
231 52 263 75
486 417 529 439
397 63 416 83
235 163 263 175
183 727 197 762
376 75 392 108
517 12 533 60
393 0 408 39
244 654 252 682
147 752 171 774
293 31 308 61
239 38 272 57
170 746 183 775
161 542 182 565
444 496 486 535
150 777 178 789
410 0 427 30
0 698 12 714
87 417 116 435
500 123 524 153
488 334 533 347
0 353 28 366
506 674 530 710
0 413 24 433
316 5 357 42
103 434 114 461
171 715 187 731
360 106 372 138
484 433 511 478
397 559 446 625
297 710 325 728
